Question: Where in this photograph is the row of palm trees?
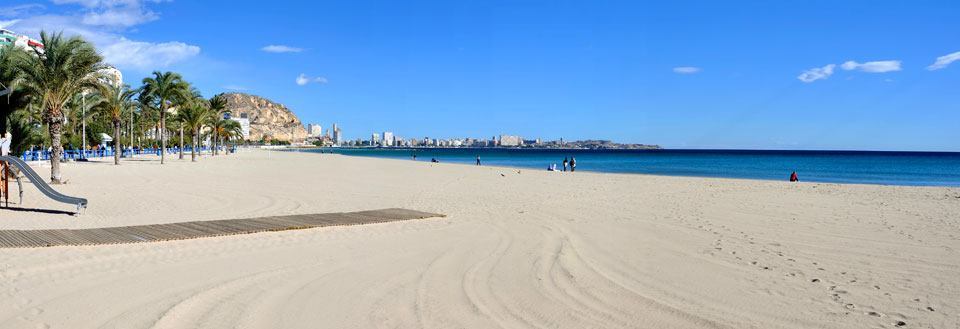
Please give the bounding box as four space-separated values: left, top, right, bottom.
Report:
0 31 243 184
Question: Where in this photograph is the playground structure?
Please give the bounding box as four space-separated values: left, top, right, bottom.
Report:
0 156 87 215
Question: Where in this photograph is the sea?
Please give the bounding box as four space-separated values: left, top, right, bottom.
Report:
296 148 960 187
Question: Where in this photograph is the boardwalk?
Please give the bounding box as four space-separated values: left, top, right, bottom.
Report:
0 208 444 248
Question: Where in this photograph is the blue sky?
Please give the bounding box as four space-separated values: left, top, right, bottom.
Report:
2 0 958 151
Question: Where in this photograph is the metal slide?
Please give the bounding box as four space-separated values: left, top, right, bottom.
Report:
0 155 88 214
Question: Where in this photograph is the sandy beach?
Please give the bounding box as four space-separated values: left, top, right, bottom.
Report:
0 149 958 328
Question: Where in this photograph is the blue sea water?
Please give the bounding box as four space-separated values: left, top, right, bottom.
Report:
298 148 960 187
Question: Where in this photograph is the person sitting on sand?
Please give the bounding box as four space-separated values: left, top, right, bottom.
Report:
431 158 439 163
790 171 799 182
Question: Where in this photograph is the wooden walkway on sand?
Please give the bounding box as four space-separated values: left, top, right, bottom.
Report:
0 208 444 248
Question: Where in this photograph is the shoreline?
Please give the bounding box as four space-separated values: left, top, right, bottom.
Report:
290 148 960 188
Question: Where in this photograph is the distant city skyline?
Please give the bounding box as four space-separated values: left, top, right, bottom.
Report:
2 1 958 151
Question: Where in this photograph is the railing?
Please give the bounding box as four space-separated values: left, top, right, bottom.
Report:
19 146 226 161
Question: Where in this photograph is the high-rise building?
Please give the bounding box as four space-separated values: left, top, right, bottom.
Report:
371 133 381 146
332 124 342 145
307 123 323 137
382 132 394 147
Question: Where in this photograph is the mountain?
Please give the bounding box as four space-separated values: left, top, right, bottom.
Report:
221 93 307 142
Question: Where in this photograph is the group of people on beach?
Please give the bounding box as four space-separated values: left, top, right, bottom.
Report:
548 157 576 172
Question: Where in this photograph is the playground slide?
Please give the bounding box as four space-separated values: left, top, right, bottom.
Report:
0 155 88 213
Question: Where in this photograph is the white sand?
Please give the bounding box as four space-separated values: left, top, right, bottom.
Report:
1 150 958 328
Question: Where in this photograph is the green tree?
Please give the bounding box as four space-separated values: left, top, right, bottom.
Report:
141 71 188 164
7 31 106 184
207 93 228 155
176 97 210 162
93 84 138 165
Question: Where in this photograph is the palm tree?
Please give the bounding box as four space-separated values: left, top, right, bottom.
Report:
140 71 188 164
219 119 243 154
207 94 228 155
136 93 158 150
176 97 210 162
65 91 101 154
93 84 138 165
208 116 241 155
7 31 106 184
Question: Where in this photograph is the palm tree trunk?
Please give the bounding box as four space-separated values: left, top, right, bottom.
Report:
191 128 198 162
48 120 64 184
159 111 166 164
178 127 184 160
213 131 218 155
114 121 121 165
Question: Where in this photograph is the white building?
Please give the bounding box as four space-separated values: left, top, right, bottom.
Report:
99 66 123 88
371 133 381 146
230 113 251 140
307 123 323 137
382 131 394 147
499 135 522 147
0 29 44 54
332 124 342 145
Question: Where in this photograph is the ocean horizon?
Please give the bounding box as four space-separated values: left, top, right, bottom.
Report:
299 148 960 187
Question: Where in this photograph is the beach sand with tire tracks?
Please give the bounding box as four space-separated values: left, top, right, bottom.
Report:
0 149 958 328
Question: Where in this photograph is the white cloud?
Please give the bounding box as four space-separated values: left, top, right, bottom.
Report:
296 74 328 86
261 45 303 53
0 19 20 29
0 4 46 18
296 74 310 86
50 0 164 27
100 38 200 69
840 60 901 73
3 1 200 71
672 66 701 74
81 6 158 27
927 51 960 71
797 64 836 83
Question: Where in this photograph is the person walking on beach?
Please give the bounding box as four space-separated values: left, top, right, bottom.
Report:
570 157 576 172
790 171 799 182
476 155 481 166
563 157 568 172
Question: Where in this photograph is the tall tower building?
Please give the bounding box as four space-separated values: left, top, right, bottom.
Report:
382 132 394 147
332 124 342 145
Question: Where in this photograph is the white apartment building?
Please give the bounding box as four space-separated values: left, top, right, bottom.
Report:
499 135 522 147
307 123 323 137
382 132 394 147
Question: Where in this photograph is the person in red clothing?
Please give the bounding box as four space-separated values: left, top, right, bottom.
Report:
790 171 799 182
